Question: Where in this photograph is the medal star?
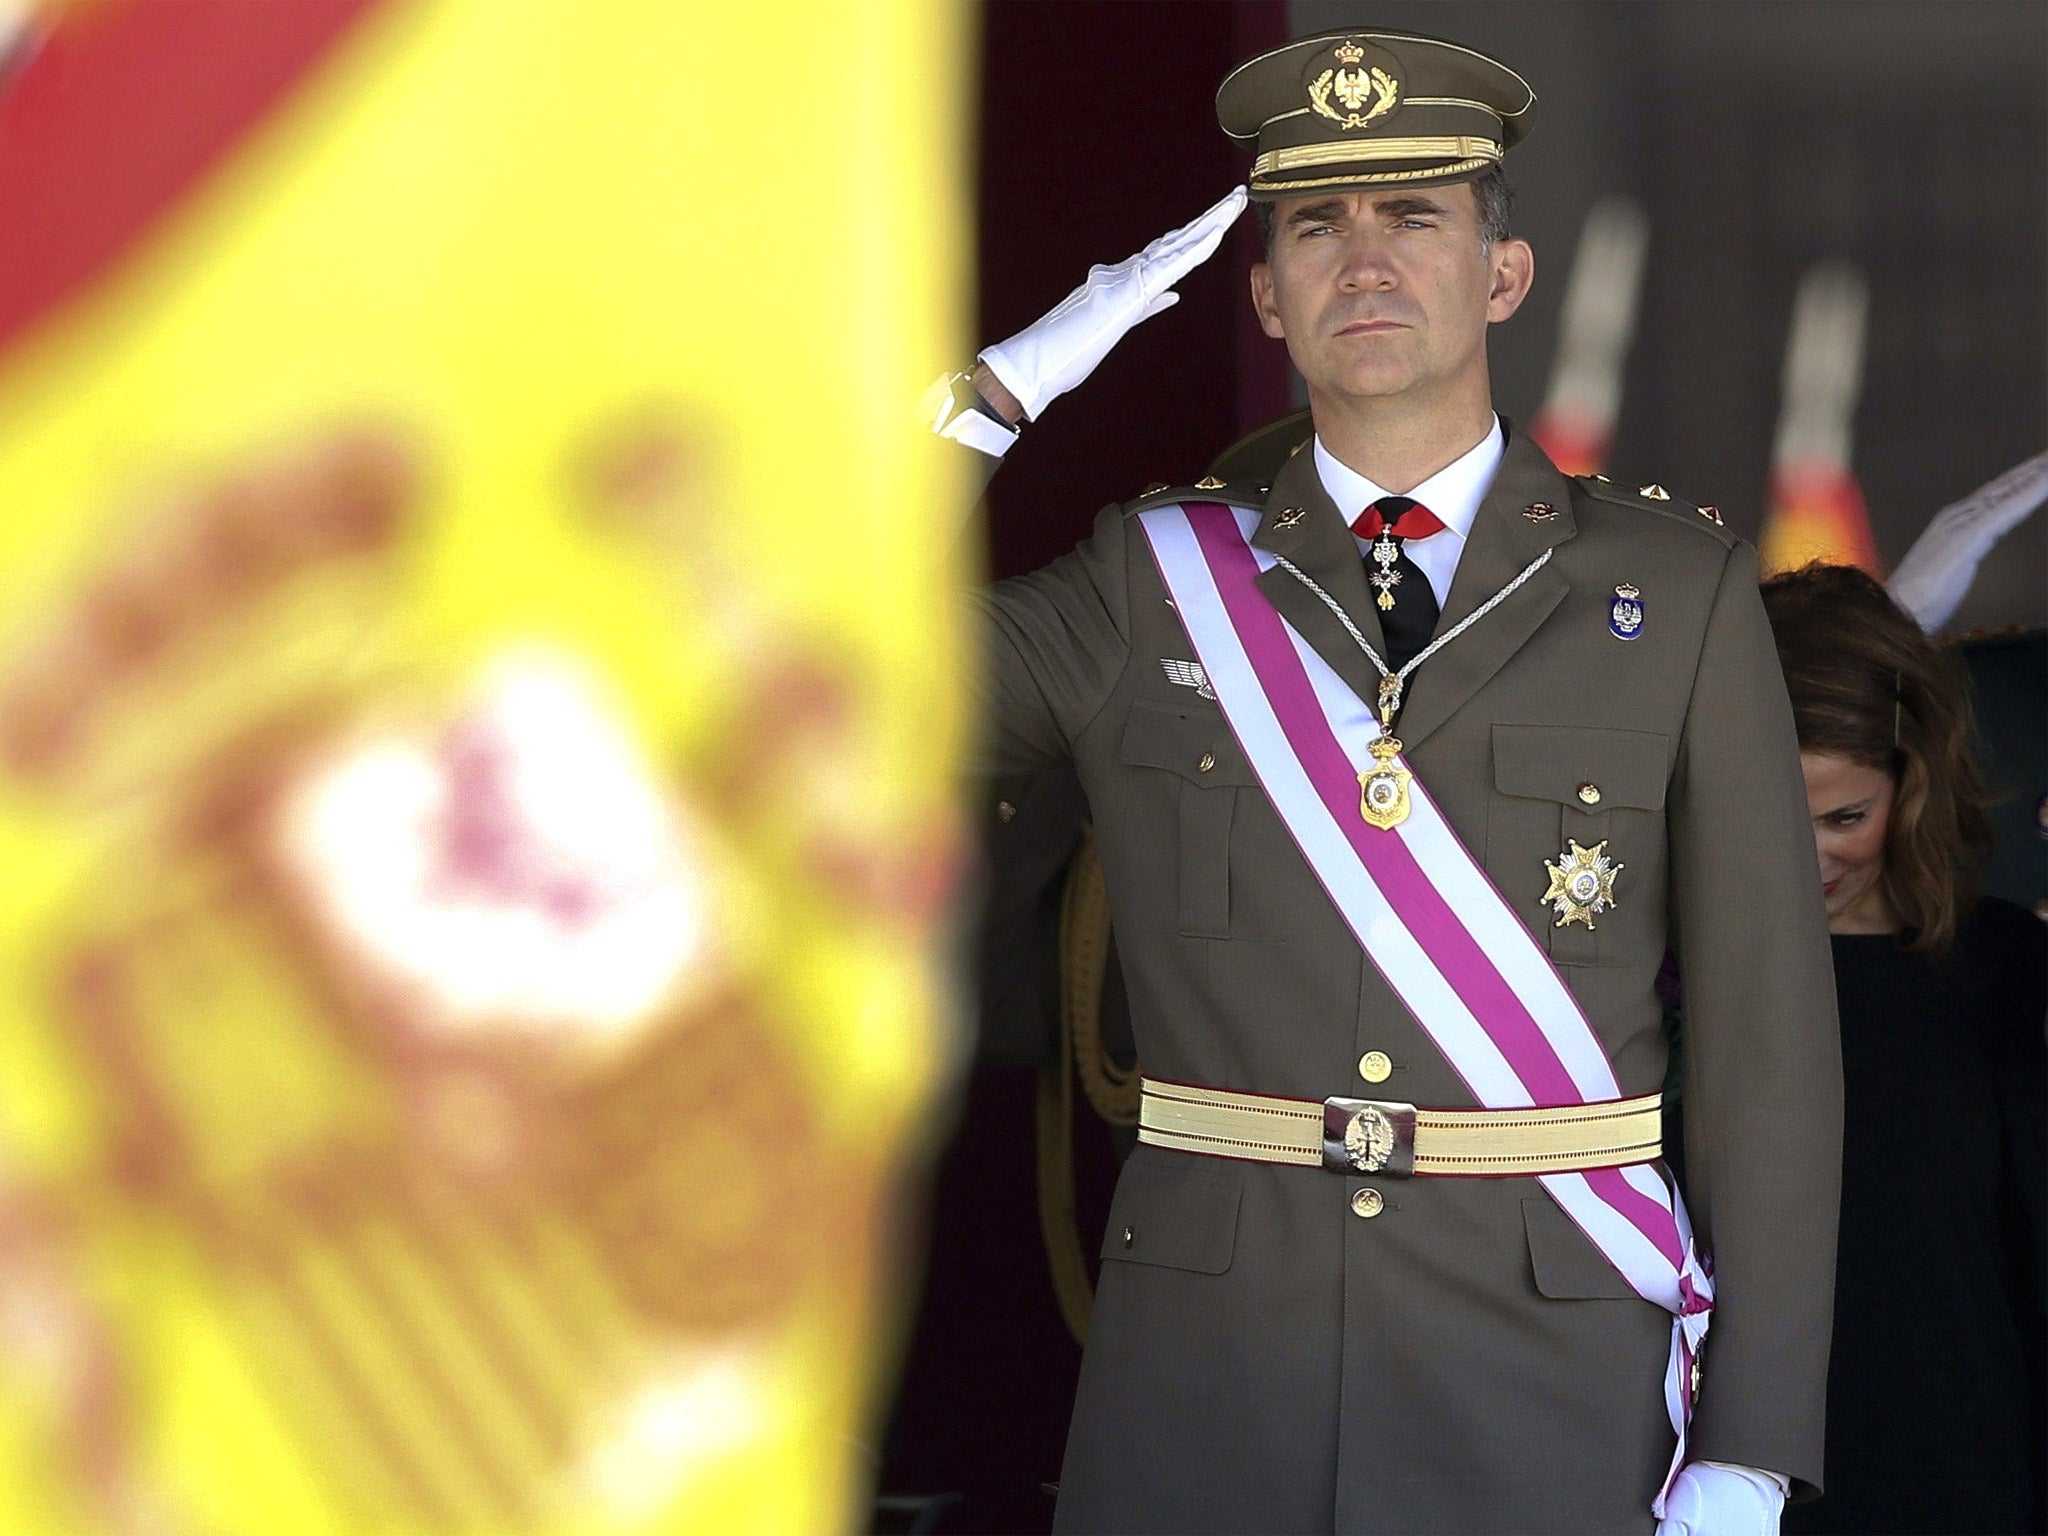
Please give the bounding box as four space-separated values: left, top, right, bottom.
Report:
1542 839 1623 928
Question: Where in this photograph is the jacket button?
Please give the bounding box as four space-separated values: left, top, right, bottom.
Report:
1122 1226 1135 1248
1197 752 1216 773
1350 1188 1384 1219
1358 1051 1392 1083
996 799 1017 822
1576 782 1601 805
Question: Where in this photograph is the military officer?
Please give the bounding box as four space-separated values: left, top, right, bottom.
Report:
931 29 1841 1536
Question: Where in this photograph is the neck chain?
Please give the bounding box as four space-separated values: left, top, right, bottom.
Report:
1270 547 1554 732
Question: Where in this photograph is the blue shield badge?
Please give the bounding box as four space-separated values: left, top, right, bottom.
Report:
1609 583 1644 640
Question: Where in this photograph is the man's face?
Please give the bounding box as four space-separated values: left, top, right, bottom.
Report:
1249 184 1531 411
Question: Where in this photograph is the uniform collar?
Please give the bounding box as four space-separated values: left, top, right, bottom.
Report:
1311 414 1505 539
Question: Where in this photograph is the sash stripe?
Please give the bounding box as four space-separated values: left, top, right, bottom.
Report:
1146 512 1529 1104
1189 508 1591 1105
1140 503 1713 1514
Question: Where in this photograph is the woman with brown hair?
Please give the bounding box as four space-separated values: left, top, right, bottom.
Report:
1762 563 2045 1536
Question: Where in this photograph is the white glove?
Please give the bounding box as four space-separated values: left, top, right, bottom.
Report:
1887 449 2048 632
978 185 1247 422
1656 1462 1788 1536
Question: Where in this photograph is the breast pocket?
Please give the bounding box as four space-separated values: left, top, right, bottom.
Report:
1119 700 1259 939
1488 724 1670 967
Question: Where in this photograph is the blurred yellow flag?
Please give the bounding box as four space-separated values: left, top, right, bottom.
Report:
0 2 972 1532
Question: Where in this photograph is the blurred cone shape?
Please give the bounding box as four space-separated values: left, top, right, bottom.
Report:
1759 260 1881 575
0 2 973 1533
1527 195 1649 480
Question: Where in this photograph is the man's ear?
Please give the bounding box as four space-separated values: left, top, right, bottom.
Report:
1250 262 1285 339
1486 238 1534 323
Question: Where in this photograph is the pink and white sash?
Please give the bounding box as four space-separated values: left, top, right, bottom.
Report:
1138 502 1713 1512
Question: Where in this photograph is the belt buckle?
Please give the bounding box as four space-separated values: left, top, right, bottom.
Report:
1322 1097 1418 1177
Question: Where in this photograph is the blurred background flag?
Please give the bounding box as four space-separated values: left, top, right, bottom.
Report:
1759 259 1881 576
0 2 972 1533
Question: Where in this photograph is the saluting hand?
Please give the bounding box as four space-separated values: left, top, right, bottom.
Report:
977 185 1248 426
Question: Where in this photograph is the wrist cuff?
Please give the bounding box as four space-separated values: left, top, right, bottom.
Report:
924 371 1020 458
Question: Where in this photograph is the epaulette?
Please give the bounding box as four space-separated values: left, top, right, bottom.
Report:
1123 474 1268 516
1572 473 1737 545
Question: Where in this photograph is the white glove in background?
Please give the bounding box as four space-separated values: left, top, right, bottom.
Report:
978 185 1248 422
1887 449 2048 632
1656 1462 1788 1536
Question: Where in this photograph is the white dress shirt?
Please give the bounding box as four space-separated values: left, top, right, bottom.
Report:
1313 415 1506 609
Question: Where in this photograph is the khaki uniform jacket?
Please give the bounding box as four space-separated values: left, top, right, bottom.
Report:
978 427 1843 1535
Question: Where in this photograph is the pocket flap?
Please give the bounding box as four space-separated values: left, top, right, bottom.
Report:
1119 700 1257 786
1492 724 1669 811
1101 1153 1244 1274
1523 1197 1643 1299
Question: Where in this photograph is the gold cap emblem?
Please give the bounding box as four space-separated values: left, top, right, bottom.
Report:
1308 39 1400 131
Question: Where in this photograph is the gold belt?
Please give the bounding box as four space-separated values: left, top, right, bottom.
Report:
1138 1077 1662 1177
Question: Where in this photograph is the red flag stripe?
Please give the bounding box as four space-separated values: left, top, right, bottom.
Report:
0 0 381 363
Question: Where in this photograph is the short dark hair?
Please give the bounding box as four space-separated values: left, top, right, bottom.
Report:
1254 163 1514 254
1760 562 1994 954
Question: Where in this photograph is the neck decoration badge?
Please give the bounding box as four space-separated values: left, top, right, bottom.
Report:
1358 689 1413 828
1368 531 1403 610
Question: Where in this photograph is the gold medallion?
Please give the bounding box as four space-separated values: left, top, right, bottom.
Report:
1358 735 1412 830
1542 839 1623 928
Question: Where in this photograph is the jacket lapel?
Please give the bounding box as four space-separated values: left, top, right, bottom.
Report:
1390 427 1576 752
1249 444 1388 711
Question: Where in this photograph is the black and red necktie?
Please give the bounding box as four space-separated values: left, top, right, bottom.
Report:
1349 495 1444 670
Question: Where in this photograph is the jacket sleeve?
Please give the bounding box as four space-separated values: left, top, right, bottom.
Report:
972 502 1133 774
1668 539 1843 1498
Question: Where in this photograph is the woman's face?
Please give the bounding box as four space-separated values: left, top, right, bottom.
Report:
1798 751 1898 933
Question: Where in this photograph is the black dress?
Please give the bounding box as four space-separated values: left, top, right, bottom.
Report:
1784 897 2047 1536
